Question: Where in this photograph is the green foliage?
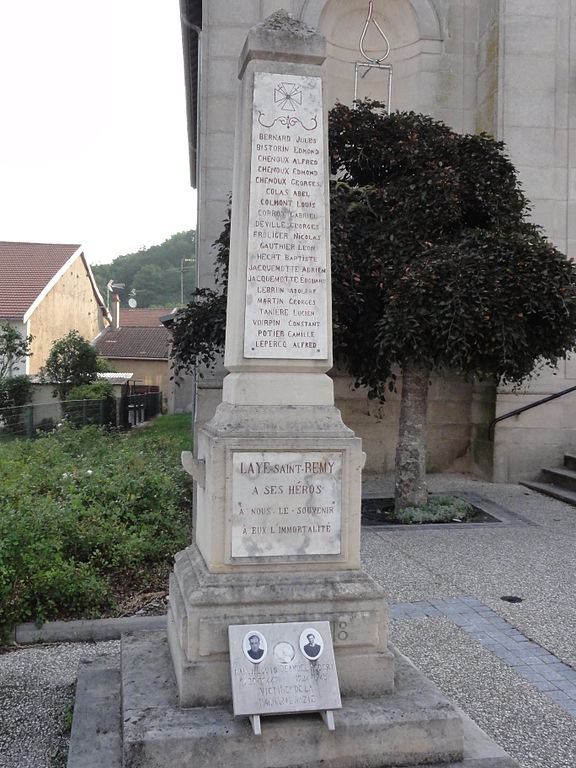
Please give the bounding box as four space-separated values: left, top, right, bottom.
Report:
169 104 576 404
394 496 473 524
66 380 117 427
0 323 33 377
41 331 103 400
0 375 32 409
329 102 576 399
92 230 196 308
96 354 116 373
67 380 115 401
0 375 33 436
145 412 192 452
0 419 192 639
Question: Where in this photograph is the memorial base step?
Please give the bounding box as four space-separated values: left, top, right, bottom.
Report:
67 629 518 768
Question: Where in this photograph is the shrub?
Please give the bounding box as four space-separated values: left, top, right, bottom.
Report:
41 331 103 400
0 419 192 639
395 496 474 525
0 376 32 436
66 380 117 426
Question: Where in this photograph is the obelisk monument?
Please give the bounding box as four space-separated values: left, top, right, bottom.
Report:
168 8 394 709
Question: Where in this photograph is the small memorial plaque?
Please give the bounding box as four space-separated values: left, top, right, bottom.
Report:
231 451 342 558
229 621 341 719
244 71 328 360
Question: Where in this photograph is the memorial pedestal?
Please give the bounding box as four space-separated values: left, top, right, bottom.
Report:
191 402 365 572
168 541 394 707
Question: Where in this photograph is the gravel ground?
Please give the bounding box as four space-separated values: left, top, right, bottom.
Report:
1 475 575 768
391 618 576 768
0 641 119 768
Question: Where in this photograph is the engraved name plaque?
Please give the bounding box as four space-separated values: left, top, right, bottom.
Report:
244 72 328 359
231 451 342 558
229 621 341 722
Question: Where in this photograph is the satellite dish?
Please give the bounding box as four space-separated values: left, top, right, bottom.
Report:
128 298 137 309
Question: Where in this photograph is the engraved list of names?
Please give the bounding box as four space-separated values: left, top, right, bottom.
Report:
244 72 328 359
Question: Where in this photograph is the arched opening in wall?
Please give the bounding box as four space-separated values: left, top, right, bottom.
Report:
313 0 441 113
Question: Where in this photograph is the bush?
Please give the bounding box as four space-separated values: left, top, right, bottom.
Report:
41 330 103 400
0 419 192 639
65 380 117 426
0 376 32 436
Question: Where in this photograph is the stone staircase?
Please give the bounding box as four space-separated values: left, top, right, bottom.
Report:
521 453 576 506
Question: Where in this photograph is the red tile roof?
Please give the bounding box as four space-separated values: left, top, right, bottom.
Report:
118 308 176 327
94 327 170 360
0 241 82 318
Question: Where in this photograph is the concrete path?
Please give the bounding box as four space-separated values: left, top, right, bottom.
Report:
1 475 575 768
361 475 576 768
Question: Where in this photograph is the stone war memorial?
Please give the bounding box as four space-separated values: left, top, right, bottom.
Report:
68 12 518 768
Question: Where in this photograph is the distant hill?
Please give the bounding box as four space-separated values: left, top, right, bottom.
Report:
92 230 196 309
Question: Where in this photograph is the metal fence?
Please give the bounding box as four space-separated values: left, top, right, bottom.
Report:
0 392 163 440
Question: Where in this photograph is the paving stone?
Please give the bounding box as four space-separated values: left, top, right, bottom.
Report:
555 680 576 697
389 595 576 719
531 680 561 692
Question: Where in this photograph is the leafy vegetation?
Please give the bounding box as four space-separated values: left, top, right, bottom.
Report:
0 375 32 410
394 496 474 525
0 416 193 640
65 380 117 427
67 380 115 402
91 230 196 308
170 103 576 510
0 322 32 377
0 375 33 439
329 102 576 509
41 331 109 400
328 103 576 397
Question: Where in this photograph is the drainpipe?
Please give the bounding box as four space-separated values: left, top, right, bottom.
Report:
112 294 120 329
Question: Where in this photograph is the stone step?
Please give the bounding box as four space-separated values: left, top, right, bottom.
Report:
540 465 576 493
519 480 576 507
67 654 121 768
563 453 576 472
68 629 518 767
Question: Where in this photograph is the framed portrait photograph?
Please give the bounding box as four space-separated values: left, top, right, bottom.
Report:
243 630 267 663
299 628 324 660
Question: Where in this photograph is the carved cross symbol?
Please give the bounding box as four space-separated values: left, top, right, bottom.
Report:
274 82 303 112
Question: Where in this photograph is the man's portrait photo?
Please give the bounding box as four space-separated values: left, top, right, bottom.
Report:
243 631 267 663
300 628 323 659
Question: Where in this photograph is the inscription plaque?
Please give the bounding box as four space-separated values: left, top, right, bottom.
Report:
231 451 342 558
229 621 341 718
244 72 328 359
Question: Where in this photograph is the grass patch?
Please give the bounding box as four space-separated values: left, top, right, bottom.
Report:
0 418 193 641
143 413 193 452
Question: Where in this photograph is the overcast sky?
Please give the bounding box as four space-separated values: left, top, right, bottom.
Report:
0 0 196 266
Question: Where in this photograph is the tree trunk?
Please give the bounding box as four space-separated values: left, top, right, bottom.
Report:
394 362 430 511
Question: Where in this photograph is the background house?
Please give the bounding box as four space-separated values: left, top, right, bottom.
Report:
180 0 576 483
0 241 110 375
94 300 177 410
